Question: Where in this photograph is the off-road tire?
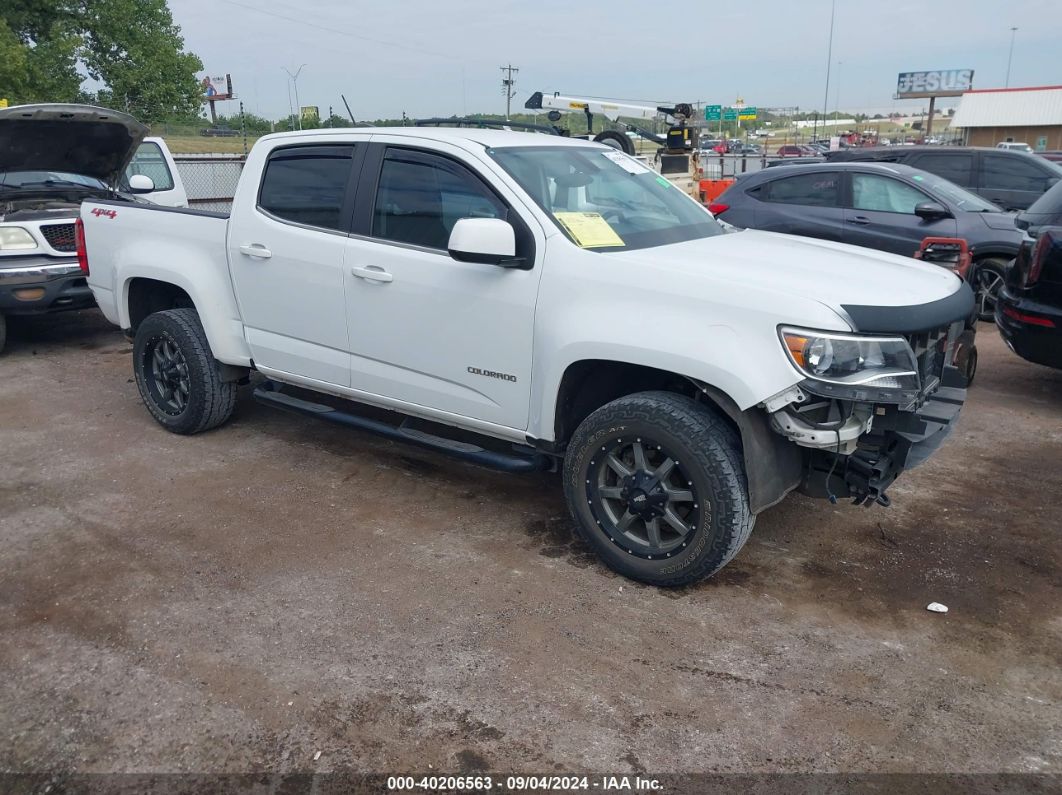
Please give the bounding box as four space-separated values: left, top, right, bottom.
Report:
563 391 755 587
133 308 237 435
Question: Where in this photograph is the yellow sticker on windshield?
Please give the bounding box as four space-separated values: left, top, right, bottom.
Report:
553 212 625 248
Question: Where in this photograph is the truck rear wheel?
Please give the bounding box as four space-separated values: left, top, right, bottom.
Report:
563 391 755 587
133 308 237 435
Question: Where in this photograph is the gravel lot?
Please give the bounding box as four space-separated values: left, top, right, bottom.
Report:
1 310 1059 789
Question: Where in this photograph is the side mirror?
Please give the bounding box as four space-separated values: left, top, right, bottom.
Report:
448 218 521 267
914 201 951 221
128 174 155 193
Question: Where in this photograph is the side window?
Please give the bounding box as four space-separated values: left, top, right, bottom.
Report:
125 142 174 191
258 145 354 231
851 174 928 214
372 148 504 250
910 153 973 187
982 155 1050 192
764 172 840 207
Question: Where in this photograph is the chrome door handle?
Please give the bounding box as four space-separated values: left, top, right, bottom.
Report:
239 244 272 259
351 265 393 283
846 216 870 225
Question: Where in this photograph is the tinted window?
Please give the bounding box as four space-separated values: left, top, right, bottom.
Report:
982 154 1051 192
1025 179 1062 215
372 149 504 250
125 142 174 191
851 173 928 214
764 172 839 206
258 145 354 231
910 153 973 187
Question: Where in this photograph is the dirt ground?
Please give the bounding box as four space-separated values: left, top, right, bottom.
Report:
1 310 1059 789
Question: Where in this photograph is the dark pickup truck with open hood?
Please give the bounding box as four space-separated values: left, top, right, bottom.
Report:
0 104 159 353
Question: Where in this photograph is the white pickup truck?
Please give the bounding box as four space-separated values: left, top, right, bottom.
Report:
80 127 974 586
0 104 186 353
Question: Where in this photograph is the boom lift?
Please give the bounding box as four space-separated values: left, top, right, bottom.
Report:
524 91 702 197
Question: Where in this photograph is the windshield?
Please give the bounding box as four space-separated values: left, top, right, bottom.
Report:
0 170 108 190
488 145 723 252
914 172 1000 212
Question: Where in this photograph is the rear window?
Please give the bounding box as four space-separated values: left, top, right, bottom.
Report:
763 172 840 207
1025 179 1062 215
909 152 973 187
125 142 174 191
258 145 354 231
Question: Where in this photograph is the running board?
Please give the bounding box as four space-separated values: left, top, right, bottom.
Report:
253 381 549 473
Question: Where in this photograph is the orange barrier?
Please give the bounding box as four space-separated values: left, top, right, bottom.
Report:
699 179 734 204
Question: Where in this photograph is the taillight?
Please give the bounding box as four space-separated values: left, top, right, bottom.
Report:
708 202 729 215
75 218 88 275
1002 305 1056 328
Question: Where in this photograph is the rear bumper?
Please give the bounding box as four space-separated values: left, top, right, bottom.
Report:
0 258 95 315
994 287 1062 370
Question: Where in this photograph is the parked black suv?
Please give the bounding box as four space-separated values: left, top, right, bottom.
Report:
826 146 1062 211
996 226 1062 370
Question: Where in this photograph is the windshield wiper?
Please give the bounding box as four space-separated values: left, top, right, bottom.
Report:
10 180 97 189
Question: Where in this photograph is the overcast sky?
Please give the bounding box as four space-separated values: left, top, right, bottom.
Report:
171 0 1062 121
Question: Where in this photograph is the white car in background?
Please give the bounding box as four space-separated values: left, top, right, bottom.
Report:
0 104 186 353
996 141 1033 152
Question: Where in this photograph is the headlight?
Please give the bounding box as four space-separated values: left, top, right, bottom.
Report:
0 227 38 251
780 327 919 389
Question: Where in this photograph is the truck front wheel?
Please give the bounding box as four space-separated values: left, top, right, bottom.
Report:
563 391 755 587
133 308 237 435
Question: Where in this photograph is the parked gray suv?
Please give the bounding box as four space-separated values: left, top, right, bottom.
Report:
710 162 1023 319
825 146 1062 211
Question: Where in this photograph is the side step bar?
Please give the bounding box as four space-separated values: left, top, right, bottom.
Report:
253 381 550 473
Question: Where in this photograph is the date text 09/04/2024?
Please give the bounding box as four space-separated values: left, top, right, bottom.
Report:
386 775 663 791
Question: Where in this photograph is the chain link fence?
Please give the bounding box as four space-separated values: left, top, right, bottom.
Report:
174 155 245 213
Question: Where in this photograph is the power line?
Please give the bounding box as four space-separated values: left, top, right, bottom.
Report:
218 0 461 61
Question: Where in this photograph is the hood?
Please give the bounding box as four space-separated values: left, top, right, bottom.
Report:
0 104 149 184
606 230 963 319
978 211 1022 232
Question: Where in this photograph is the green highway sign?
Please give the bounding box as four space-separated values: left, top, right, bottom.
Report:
738 106 757 120
705 104 721 121
723 108 738 121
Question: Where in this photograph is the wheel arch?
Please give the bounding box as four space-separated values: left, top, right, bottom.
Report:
547 358 802 514
117 269 252 366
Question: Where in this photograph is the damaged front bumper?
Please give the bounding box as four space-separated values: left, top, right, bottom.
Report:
794 367 967 507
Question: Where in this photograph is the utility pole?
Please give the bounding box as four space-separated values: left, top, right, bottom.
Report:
1005 27 1018 87
500 64 519 119
284 64 307 130
821 0 836 140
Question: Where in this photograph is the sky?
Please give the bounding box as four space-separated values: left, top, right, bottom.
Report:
170 0 1062 122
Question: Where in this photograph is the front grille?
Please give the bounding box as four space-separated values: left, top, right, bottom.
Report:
40 223 77 252
906 326 950 389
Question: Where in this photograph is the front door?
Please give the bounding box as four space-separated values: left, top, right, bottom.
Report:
842 172 956 256
342 143 542 430
980 153 1056 211
228 143 361 386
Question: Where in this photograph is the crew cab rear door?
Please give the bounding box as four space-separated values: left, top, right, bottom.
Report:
228 142 364 386
341 139 544 431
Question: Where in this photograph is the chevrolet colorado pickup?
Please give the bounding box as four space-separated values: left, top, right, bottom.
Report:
80 127 974 586
0 104 184 353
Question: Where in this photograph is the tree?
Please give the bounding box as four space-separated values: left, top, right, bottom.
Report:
81 0 203 121
0 0 202 122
